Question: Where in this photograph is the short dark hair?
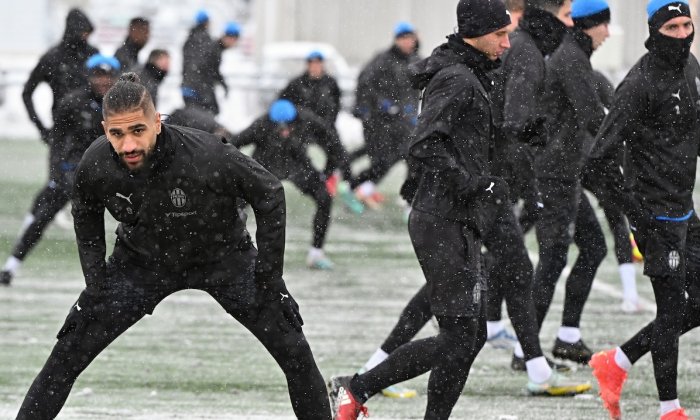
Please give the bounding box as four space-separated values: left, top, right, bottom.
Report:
103 72 154 118
147 49 169 63
527 0 566 14
129 17 149 29
506 0 525 12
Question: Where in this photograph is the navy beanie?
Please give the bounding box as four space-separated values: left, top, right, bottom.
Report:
457 0 512 38
572 0 611 29
647 0 690 31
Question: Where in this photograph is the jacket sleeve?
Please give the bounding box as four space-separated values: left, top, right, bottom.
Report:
229 119 261 148
304 111 350 177
409 73 480 197
72 160 107 293
557 59 606 135
22 56 51 133
225 147 286 283
502 48 542 141
329 78 341 121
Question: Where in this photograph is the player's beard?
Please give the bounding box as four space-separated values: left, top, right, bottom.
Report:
119 148 152 171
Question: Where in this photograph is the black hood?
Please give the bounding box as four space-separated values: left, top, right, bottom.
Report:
519 7 569 56
62 9 94 46
410 34 499 91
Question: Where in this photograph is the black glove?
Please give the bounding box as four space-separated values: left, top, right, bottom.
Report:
256 278 303 333
56 288 106 339
518 117 548 146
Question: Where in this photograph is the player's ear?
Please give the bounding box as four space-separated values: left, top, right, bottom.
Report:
154 112 161 134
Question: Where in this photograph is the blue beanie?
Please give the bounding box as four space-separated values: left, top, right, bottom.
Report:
394 21 415 37
224 22 241 37
647 0 689 20
307 50 324 61
572 0 609 18
86 54 120 73
269 99 297 123
195 9 209 25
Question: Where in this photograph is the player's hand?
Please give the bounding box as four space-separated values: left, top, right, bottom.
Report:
257 279 304 334
39 127 53 145
379 98 400 115
56 288 106 339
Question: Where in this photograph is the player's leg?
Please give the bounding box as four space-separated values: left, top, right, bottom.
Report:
602 205 640 312
16 261 165 419
290 168 334 269
554 192 606 364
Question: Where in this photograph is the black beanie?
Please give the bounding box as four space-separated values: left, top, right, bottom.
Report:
457 0 512 38
648 1 691 33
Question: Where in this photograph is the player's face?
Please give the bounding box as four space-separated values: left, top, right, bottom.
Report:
466 27 511 61
557 0 574 28
102 108 161 170
307 60 324 79
89 73 116 97
660 16 694 39
395 34 417 55
585 22 610 50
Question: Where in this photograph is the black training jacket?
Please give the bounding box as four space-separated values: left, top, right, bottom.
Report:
407 36 498 233
114 38 142 72
22 9 98 133
181 25 225 102
52 87 104 166
167 106 224 135
231 108 351 179
72 124 286 291
280 72 341 125
136 63 167 107
538 31 605 180
590 51 700 219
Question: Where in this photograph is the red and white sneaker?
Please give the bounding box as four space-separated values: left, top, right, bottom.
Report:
329 376 369 420
589 349 628 420
661 408 694 420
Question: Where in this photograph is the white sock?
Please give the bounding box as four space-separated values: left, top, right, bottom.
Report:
2 256 21 274
619 263 638 302
614 347 632 371
526 356 553 384
357 181 375 197
362 348 389 371
486 320 505 338
659 399 681 416
557 326 581 343
307 247 324 260
513 342 524 358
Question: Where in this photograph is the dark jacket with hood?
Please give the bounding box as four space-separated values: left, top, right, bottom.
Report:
230 108 351 181
114 38 143 72
280 72 341 126
537 31 606 180
590 38 700 222
407 35 500 234
181 25 226 110
22 9 98 136
52 85 105 170
73 124 285 293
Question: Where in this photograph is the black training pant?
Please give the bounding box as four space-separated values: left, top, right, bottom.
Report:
351 210 486 420
16 251 331 420
619 214 700 401
533 179 607 329
288 167 333 249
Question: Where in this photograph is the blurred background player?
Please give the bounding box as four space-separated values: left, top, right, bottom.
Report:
114 17 150 71
135 49 170 107
181 10 240 115
529 0 612 366
1 54 119 285
588 1 700 419
349 21 420 210
231 99 351 270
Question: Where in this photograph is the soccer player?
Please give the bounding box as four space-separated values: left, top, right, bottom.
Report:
114 17 150 71
588 1 700 419
530 0 613 365
350 21 421 209
231 99 351 270
181 10 240 115
1 55 120 286
329 1 513 418
14 73 331 420
135 49 170 107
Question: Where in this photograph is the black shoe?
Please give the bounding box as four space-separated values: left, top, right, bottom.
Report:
0 270 11 286
552 338 592 364
511 354 570 373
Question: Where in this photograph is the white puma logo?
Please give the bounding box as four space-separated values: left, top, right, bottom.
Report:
672 90 681 101
280 292 289 302
668 4 683 13
116 192 133 205
75 303 82 311
485 182 495 194
674 105 681 115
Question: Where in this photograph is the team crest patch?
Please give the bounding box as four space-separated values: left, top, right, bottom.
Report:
668 250 680 270
170 188 187 208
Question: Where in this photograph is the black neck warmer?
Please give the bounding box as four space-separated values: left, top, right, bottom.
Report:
573 29 594 57
645 30 694 70
519 7 569 56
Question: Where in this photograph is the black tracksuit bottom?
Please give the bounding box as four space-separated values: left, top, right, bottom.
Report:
16 250 331 420
532 178 607 329
10 151 75 263
350 210 486 420
287 166 333 249
349 116 409 189
619 214 700 401
380 201 544 364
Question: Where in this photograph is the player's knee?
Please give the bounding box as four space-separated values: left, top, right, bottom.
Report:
540 245 569 270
